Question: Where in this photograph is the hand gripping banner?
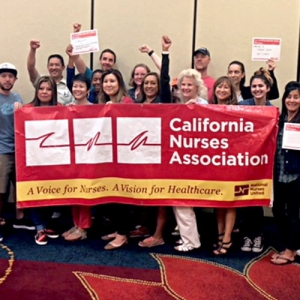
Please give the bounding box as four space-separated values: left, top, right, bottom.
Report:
15 104 279 208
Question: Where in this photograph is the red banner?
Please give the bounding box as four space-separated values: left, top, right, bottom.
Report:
15 104 279 208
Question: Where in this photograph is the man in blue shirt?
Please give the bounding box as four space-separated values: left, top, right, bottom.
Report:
0 63 24 241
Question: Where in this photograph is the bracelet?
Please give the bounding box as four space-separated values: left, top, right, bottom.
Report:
148 50 154 56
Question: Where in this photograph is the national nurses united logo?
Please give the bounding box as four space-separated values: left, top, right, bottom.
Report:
117 117 162 164
234 184 250 196
73 118 113 164
25 120 70 166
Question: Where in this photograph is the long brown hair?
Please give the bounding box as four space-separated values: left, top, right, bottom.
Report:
31 76 57 106
213 76 238 105
98 69 128 103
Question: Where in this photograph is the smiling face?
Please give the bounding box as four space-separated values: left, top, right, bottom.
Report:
133 66 148 87
47 58 64 80
215 81 232 103
37 81 53 105
92 72 102 92
100 52 115 71
0 72 17 92
143 75 159 99
227 64 244 86
102 74 119 96
180 76 198 101
250 78 270 101
72 80 89 101
285 89 300 115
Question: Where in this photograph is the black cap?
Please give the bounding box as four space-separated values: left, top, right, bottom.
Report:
193 47 210 57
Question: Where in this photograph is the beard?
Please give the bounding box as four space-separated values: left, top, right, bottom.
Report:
0 82 13 91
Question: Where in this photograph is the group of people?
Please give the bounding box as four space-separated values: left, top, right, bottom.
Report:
0 23 299 267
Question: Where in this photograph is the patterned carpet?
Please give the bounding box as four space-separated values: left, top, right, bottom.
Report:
0 210 299 299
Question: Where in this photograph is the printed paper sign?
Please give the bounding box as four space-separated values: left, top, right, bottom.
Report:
282 123 300 150
252 38 281 61
71 29 99 55
15 104 279 209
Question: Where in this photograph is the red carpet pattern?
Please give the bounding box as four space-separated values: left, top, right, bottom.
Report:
73 249 299 300
1 245 299 300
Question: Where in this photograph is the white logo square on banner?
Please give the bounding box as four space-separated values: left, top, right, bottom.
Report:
73 118 113 164
25 120 70 166
117 117 161 164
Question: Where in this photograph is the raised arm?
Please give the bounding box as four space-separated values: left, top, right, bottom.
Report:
66 44 77 91
139 44 162 70
160 35 172 103
70 23 90 75
27 40 40 84
267 59 279 100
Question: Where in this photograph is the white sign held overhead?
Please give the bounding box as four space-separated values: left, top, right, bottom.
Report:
71 29 99 55
252 38 281 61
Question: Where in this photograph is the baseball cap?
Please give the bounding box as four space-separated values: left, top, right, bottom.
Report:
0 62 18 77
193 47 210 57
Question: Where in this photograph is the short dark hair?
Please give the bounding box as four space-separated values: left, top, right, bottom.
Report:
73 74 91 90
47 54 65 67
99 49 116 63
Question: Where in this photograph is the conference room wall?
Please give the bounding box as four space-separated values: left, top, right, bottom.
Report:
196 0 300 106
1 1 299 104
0 0 90 102
93 0 194 87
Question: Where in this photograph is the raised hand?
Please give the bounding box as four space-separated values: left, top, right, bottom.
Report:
66 44 73 56
139 44 152 54
30 40 40 50
162 35 172 51
267 59 276 71
73 23 81 33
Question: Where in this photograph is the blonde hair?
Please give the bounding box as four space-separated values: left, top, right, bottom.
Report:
177 69 208 102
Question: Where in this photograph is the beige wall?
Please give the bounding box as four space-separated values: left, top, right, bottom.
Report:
0 0 90 102
93 0 194 85
1 1 299 104
197 0 300 106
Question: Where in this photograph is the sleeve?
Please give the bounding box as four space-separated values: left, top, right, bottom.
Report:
241 86 252 100
84 68 93 81
159 53 172 103
67 67 75 92
268 70 280 100
14 93 23 104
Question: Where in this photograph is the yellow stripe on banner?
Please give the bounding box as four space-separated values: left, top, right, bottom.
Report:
17 178 272 202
